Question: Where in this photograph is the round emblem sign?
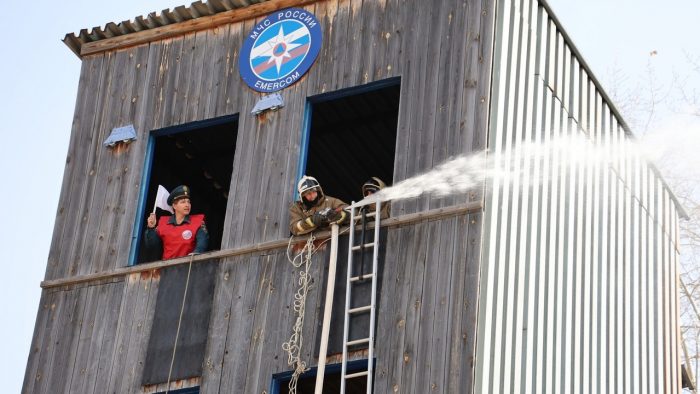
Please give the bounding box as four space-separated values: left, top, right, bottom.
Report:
239 8 322 93
181 229 193 240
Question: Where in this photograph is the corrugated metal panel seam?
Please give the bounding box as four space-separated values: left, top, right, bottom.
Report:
474 0 682 392
537 0 687 219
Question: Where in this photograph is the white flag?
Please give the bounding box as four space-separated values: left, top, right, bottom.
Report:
153 185 173 213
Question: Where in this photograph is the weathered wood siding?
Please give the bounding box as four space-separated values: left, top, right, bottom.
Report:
28 0 494 392
23 274 158 394
25 215 481 394
199 214 483 394
43 0 493 281
474 0 683 393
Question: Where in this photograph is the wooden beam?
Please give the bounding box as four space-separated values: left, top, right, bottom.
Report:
40 201 483 289
79 0 323 57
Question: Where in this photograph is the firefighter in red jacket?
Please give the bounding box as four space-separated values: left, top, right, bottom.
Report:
289 176 348 236
144 185 209 259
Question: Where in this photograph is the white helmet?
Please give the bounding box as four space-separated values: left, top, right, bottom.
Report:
297 175 322 200
362 177 387 196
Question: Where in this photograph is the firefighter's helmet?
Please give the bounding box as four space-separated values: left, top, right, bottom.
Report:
362 177 386 197
297 175 322 200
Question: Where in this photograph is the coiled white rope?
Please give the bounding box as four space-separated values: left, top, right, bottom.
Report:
281 224 350 393
282 234 316 394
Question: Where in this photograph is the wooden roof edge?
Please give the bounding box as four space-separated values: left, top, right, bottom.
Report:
40 201 484 289
62 0 322 59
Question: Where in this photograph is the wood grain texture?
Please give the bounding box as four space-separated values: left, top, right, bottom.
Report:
85 281 126 393
103 272 154 392
200 255 252 393
47 0 492 277
113 42 167 265
45 56 105 280
27 216 483 394
89 44 152 275
50 53 110 280
22 290 57 394
33 0 496 392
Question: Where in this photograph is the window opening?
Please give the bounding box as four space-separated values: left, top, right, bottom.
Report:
299 78 400 204
271 360 371 394
134 115 238 264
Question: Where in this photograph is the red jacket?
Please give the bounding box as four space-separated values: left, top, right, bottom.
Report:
155 214 206 259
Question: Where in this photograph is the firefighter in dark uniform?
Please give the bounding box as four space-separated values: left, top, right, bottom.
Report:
144 185 209 259
360 177 390 220
289 176 349 236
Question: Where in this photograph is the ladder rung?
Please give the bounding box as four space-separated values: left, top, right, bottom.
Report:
350 273 374 282
346 338 370 346
351 242 375 251
348 305 372 314
345 371 369 379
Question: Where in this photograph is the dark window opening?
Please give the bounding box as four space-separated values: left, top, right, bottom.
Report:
271 360 371 394
137 116 238 264
303 78 400 204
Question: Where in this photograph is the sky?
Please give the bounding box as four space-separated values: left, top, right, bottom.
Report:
0 0 698 392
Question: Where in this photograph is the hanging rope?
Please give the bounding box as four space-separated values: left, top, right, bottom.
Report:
281 223 351 393
282 234 316 394
165 253 195 394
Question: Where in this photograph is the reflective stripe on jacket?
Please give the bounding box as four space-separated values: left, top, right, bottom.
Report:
288 195 348 235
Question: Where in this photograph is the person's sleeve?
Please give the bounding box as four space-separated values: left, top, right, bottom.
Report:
380 200 391 220
143 228 163 256
194 222 209 253
329 197 349 226
289 204 317 236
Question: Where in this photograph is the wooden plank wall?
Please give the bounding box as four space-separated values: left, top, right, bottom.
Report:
200 214 482 394
25 216 482 394
28 0 495 392
43 0 493 281
22 273 159 394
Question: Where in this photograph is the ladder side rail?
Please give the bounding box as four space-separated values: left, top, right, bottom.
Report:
367 200 381 393
341 203 357 394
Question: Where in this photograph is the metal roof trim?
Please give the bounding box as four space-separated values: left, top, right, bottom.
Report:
62 0 286 57
538 0 689 219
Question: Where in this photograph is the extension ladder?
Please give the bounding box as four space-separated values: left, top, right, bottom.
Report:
340 200 382 394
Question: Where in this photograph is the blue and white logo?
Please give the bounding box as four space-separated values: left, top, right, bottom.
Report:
239 8 322 93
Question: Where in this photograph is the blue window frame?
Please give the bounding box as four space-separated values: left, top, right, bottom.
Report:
294 77 401 204
270 359 371 394
129 114 239 265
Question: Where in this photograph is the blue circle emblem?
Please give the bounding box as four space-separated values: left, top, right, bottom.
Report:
239 8 322 93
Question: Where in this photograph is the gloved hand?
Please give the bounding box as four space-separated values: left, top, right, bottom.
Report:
312 211 329 226
326 208 342 222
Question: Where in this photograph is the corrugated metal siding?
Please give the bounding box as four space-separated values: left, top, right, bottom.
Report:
474 0 682 393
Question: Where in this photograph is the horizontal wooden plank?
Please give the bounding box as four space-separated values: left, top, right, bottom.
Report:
40 201 482 289
79 0 324 57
